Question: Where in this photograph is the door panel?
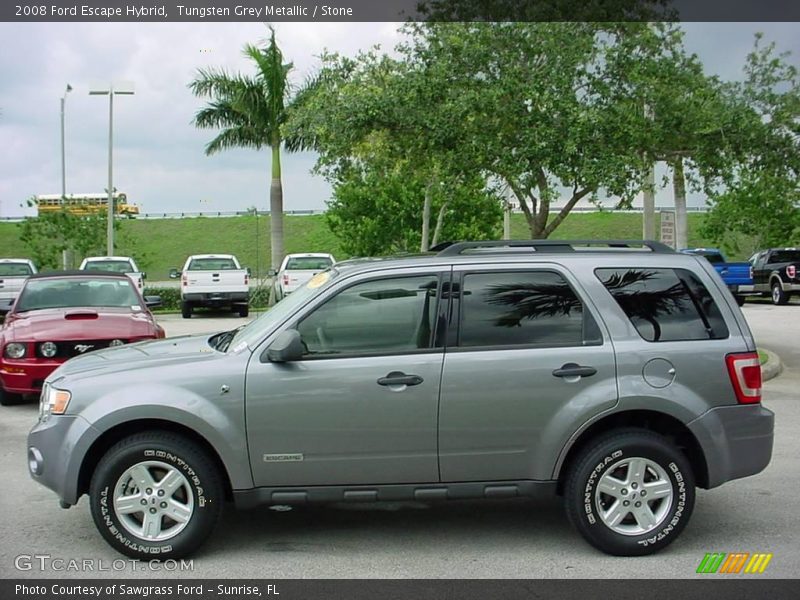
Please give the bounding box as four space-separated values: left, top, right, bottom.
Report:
245 270 447 488
246 354 443 486
438 345 617 482
438 266 617 482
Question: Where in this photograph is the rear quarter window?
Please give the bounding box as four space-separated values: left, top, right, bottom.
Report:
595 268 729 342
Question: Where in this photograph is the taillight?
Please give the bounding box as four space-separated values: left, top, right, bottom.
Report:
788 265 796 279
283 274 289 285
244 274 249 285
725 352 762 404
181 275 187 287
749 265 754 280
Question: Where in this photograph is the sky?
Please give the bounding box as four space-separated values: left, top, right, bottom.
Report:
0 22 799 218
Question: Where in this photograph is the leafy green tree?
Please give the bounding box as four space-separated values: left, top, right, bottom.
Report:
190 28 305 270
288 47 495 250
701 172 799 257
326 153 502 256
701 35 800 253
19 203 119 270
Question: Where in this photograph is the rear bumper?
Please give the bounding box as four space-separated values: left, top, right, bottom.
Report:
779 282 800 292
688 404 774 489
183 292 249 306
0 359 64 394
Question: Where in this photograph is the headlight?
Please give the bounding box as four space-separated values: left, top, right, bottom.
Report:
39 342 58 358
40 385 71 420
4 342 26 359
109 339 125 347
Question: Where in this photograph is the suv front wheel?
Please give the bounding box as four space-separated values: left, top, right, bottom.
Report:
89 431 224 559
564 429 695 556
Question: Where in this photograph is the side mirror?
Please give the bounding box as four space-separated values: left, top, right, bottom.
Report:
168 268 179 279
141 271 147 280
266 329 304 363
268 269 278 277
144 295 162 309
246 267 252 277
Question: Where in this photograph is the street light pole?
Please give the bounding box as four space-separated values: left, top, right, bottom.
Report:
60 84 72 269
89 81 134 256
106 88 114 256
60 84 72 199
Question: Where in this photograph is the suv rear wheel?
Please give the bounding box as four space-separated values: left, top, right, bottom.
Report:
181 301 193 319
564 429 695 556
89 431 224 559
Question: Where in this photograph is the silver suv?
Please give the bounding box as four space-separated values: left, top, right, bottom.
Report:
27 240 774 558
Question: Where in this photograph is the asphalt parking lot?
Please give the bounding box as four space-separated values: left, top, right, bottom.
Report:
1 301 798 579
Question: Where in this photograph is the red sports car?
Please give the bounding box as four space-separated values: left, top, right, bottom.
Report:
0 271 165 405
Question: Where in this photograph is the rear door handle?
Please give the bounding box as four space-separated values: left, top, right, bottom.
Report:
552 363 597 378
377 371 424 387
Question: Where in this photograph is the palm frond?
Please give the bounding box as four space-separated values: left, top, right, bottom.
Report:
205 127 266 155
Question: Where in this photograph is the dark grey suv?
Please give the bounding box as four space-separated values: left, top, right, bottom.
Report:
26 240 774 558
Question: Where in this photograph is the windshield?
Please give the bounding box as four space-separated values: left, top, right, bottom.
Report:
83 260 134 273
0 263 33 276
229 270 337 351
769 250 800 263
188 258 238 271
16 278 140 312
285 257 333 270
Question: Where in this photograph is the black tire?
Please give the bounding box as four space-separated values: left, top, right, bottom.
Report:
0 387 25 406
238 305 249 318
771 281 789 305
89 431 224 559
564 429 695 556
735 295 746 307
181 301 192 319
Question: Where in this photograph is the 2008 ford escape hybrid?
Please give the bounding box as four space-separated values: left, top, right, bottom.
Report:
27 240 774 558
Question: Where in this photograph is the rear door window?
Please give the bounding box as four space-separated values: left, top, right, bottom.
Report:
457 271 600 348
596 268 729 342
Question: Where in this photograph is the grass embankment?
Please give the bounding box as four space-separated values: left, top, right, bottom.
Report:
0 212 711 280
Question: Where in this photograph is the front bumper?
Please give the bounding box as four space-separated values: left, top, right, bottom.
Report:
27 414 99 505
0 358 64 394
688 404 774 489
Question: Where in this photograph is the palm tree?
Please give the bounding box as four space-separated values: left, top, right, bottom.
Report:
189 27 296 272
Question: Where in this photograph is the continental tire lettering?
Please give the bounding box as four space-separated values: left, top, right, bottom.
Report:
637 465 686 547
583 449 624 527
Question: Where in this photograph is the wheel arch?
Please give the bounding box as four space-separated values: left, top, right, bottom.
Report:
555 410 709 494
77 419 234 501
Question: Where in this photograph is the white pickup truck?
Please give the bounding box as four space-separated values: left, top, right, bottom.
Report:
0 258 37 303
79 256 145 291
275 253 336 299
172 254 250 319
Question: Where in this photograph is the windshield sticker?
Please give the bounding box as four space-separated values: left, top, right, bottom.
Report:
131 305 141 311
231 341 249 354
307 271 331 289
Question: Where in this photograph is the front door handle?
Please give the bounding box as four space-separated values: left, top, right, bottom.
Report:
377 371 424 387
552 363 597 378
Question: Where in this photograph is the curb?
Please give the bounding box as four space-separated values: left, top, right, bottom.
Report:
760 348 783 382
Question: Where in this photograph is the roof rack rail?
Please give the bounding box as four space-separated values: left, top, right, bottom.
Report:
435 240 674 256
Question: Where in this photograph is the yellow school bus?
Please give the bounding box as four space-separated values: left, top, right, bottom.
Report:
35 193 139 216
